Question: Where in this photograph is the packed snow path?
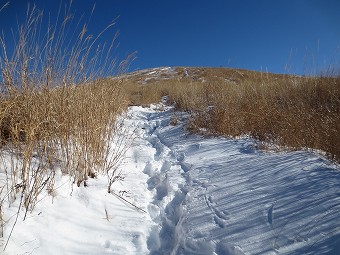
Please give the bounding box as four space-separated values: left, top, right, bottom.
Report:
133 105 340 255
2 105 340 254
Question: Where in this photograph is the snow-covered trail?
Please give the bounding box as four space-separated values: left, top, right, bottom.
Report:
2 104 340 254
132 105 340 255
128 105 189 255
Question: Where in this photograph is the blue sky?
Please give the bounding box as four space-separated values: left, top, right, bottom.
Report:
0 0 339 74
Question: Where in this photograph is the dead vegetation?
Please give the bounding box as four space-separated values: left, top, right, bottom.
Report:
0 3 131 247
122 67 340 162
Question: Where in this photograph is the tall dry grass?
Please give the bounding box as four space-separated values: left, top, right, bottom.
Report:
200 75 340 161
124 67 340 162
0 3 131 247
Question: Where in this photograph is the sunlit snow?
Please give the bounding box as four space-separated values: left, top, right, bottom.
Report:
2 104 340 254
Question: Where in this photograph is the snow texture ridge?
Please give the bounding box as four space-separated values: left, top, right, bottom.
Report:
134 105 340 255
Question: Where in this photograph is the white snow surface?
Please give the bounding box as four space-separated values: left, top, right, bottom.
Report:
113 67 179 84
1 104 340 254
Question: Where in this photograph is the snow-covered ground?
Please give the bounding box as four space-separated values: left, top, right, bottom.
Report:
114 67 179 84
1 104 340 254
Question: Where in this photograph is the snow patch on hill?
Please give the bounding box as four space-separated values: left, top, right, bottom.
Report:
114 67 178 84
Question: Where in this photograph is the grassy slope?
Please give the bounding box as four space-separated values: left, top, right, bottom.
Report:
121 66 340 162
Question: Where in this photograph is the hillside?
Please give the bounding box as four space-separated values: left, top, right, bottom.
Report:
119 66 340 162
115 66 293 85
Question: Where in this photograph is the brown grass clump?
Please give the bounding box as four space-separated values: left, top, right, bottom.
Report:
205 75 340 161
0 3 131 246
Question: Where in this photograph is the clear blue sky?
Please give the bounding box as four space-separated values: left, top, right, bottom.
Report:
0 0 339 74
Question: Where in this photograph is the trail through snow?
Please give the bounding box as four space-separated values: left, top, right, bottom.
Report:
2 104 340 254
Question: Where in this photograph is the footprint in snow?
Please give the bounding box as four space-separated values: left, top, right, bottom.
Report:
147 175 161 190
143 161 153 176
156 180 169 201
205 195 230 228
216 241 247 255
267 202 276 226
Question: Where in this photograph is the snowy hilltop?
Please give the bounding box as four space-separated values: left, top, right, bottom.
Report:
3 103 340 255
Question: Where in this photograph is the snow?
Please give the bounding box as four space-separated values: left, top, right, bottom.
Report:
1 104 340 254
113 67 179 84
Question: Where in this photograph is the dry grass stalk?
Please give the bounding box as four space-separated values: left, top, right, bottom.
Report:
0 3 132 249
